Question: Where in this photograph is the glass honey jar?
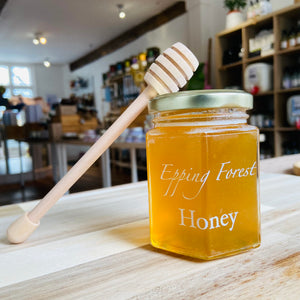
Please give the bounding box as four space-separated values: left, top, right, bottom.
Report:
146 90 261 260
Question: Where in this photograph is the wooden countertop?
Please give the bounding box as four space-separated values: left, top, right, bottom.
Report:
260 153 300 175
0 173 300 299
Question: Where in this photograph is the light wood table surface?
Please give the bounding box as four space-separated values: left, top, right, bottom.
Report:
0 173 300 299
260 153 300 175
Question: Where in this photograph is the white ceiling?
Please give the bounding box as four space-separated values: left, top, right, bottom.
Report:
0 0 180 65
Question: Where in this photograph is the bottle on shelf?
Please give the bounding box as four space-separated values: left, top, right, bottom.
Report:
247 1 254 19
146 47 160 69
281 30 289 49
102 73 109 87
254 0 261 17
131 55 143 88
249 114 274 128
288 27 297 47
282 66 300 89
109 64 116 78
297 20 300 46
291 67 298 88
124 59 131 74
282 67 291 89
120 56 140 105
116 62 124 75
138 52 147 72
260 0 269 15
260 134 273 159
130 56 139 73
146 49 155 67
126 53 146 89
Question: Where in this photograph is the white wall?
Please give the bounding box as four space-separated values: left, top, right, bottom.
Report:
186 0 226 87
271 0 294 11
65 13 189 121
33 64 66 101
186 0 226 62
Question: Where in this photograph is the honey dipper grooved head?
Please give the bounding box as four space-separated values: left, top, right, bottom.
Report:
144 42 199 95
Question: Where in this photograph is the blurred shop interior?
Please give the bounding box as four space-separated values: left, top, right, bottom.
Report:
0 0 300 204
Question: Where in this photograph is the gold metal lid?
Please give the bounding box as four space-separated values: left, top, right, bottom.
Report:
148 90 253 113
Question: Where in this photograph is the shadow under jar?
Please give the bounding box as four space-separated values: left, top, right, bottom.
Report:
146 90 261 260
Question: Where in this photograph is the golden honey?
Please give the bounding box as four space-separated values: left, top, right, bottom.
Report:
146 90 261 260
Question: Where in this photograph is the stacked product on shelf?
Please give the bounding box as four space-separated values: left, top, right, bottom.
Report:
69 77 96 112
51 100 98 140
282 65 300 89
280 20 300 49
248 29 274 57
222 45 242 65
103 47 160 108
259 133 273 159
102 47 160 129
249 114 274 128
247 0 272 19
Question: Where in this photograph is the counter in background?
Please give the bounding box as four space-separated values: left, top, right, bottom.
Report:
53 140 146 188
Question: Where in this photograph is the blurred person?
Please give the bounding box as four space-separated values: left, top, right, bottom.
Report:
0 86 9 108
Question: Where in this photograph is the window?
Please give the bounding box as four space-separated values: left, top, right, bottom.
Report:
0 65 34 99
0 66 9 85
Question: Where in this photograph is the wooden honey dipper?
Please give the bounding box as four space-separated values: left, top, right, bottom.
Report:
7 42 199 244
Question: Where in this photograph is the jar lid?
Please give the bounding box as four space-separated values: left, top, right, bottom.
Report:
148 90 253 113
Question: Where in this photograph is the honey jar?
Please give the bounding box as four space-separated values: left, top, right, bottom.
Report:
146 90 261 260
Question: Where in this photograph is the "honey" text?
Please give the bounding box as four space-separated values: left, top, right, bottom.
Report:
179 208 238 231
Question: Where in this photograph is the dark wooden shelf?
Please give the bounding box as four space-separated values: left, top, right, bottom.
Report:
277 45 300 56
216 3 300 157
217 26 243 37
253 91 274 96
259 128 275 132
246 53 274 64
219 61 242 71
276 127 299 132
277 87 300 94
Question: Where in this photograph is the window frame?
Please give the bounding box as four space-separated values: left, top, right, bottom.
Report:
0 63 36 99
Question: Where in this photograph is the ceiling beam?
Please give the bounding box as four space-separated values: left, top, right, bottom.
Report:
0 0 8 15
70 1 186 71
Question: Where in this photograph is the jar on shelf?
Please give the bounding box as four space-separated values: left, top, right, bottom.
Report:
288 27 297 47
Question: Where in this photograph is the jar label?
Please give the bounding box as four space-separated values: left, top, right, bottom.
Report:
160 163 210 199
160 161 256 199
159 161 257 232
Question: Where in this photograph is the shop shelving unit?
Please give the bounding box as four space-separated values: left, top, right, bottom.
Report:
215 3 300 157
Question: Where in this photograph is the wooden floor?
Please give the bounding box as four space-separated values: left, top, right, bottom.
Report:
0 165 147 206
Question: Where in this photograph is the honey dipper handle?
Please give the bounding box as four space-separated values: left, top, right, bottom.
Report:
7 85 157 243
